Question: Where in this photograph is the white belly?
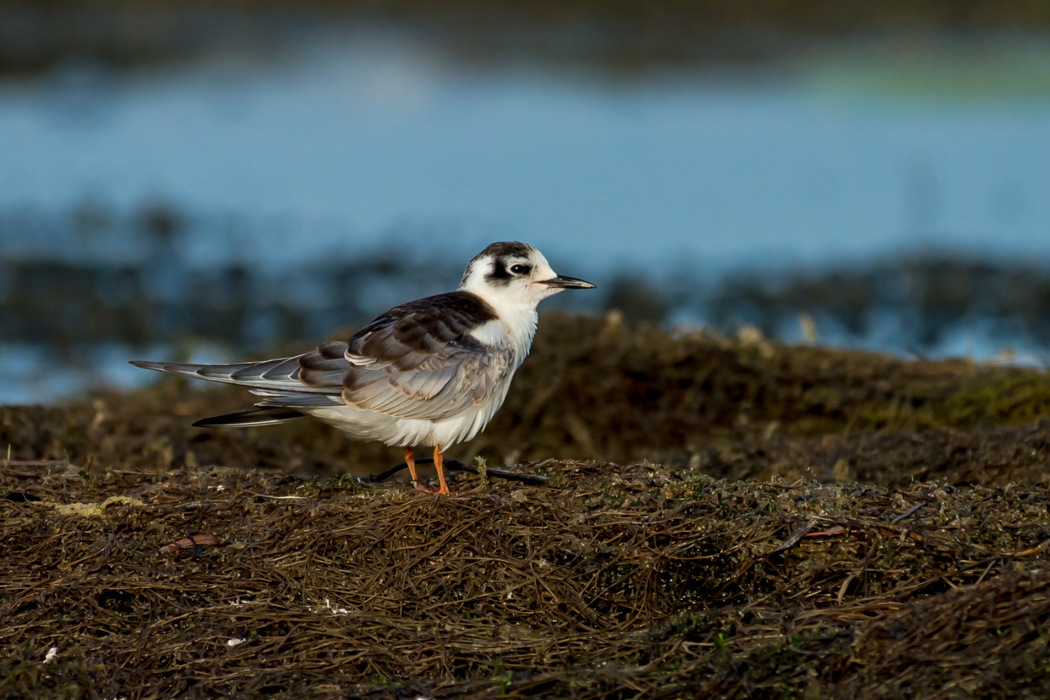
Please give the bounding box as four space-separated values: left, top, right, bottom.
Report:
303 376 512 447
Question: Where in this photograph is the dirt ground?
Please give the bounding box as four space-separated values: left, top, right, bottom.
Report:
4 313 1050 698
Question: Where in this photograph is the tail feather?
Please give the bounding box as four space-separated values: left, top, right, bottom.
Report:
130 356 340 394
131 356 348 429
192 406 306 428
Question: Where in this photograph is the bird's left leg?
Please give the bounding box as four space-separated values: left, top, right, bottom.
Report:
432 444 450 495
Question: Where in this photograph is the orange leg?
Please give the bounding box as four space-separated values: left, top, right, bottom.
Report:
404 444 451 495
404 447 422 488
432 444 450 495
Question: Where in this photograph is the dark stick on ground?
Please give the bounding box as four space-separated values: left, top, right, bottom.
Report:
369 458 551 485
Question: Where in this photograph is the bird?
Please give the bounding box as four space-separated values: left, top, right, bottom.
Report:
130 241 595 495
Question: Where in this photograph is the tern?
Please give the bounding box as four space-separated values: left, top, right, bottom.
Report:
131 241 595 494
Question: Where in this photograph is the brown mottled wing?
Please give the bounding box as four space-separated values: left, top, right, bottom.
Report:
298 292 515 421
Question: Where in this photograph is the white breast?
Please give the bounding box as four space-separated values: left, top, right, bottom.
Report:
475 306 537 365
468 319 510 347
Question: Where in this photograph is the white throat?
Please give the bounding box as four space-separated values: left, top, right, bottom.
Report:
460 283 540 363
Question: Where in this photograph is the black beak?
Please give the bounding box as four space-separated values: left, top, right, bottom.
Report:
542 275 596 289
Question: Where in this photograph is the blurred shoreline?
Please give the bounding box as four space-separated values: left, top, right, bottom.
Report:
4 1 1050 77
4 201 1050 402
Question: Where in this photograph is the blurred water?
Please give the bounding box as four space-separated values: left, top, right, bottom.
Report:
2 31 1050 401
3 34 1050 269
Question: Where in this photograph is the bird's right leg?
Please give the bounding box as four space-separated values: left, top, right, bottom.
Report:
403 447 422 488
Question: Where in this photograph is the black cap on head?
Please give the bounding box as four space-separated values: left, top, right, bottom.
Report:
462 241 535 287
470 241 533 263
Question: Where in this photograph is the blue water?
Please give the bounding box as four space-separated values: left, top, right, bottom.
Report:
3 32 1050 401
4 36 1050 272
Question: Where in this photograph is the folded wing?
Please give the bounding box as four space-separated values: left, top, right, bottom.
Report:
297 291 515 421
133 291 516 425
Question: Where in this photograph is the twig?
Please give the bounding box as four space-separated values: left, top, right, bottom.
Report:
242 493 313 500
369 458 551 486
1007 538 1050 558
1 460 68 467
890 502 926 525
974 558 997 586
772 519 818 554
159 532 222 554
805 525 849 538
836 573 856 604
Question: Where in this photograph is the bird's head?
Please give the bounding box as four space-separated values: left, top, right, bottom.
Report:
459 241 595 311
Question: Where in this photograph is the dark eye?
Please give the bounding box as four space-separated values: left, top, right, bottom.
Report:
510 264 531 275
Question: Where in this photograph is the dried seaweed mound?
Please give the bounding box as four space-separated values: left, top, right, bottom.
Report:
6 313 1050 484
3 459 1050 698
5 317 1050 697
